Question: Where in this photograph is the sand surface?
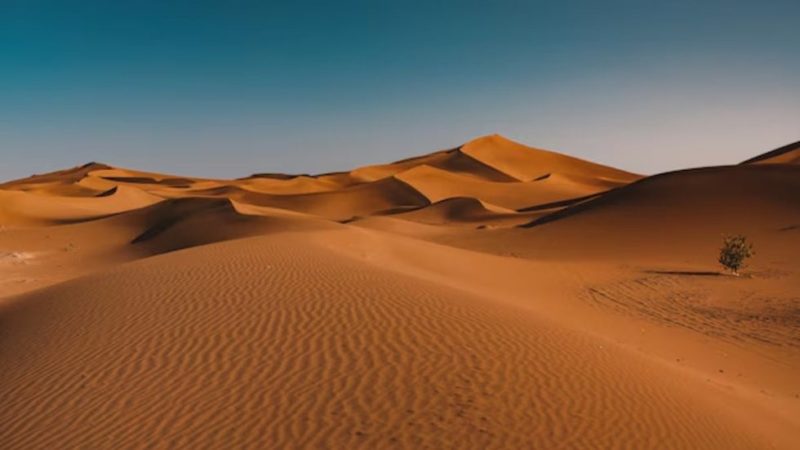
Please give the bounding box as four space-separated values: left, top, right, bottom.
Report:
1 135 798 449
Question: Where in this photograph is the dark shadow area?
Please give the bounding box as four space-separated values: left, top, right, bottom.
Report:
130 198 235 244
516 192 602 213
245 172 308 180
101 176 194 187
95 186 118 197
516 193 608 227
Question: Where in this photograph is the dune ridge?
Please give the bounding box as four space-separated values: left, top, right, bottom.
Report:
741 140 800 165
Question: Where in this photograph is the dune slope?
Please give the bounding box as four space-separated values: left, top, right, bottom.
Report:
455 164 800 262
0 232 776 449
460 135 640 184
741 140 800 165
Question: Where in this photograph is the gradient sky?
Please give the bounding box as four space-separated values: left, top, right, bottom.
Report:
2 0 799 181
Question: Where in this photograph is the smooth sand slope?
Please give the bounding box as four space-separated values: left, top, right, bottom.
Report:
0 136 798 449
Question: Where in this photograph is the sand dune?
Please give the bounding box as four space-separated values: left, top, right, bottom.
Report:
0 232 783 449
0 185 163 226
349 145 516 183
503 164 799 262
233 176 431 221
1 137 798 449
237 174 344 194
0 162 113 193
393 165 603 210
460 135 640 184
741 140 800 165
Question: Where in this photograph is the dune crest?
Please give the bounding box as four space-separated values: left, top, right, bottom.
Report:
460 134 640 183
741 140 800 165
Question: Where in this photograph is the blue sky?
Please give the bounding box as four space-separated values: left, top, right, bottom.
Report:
2 0 798 181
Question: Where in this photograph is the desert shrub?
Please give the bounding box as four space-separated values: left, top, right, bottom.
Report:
718 234 754 275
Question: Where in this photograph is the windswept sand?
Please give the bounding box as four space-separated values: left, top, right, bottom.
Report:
1 136 798 449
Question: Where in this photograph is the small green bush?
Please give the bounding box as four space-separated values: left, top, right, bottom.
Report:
718 235 754 275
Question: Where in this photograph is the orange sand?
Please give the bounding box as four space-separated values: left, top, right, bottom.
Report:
1 135 797 449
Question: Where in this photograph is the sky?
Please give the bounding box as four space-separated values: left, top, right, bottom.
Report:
2 0 799 181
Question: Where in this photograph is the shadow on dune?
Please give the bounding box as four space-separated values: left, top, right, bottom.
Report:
518 164 800 231
101 176 194 188
130 198 240 244
95 186 118 197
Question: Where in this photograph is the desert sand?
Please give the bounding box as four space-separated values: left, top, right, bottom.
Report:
1 135 798 449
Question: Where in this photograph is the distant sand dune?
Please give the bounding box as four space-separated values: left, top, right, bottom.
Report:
0 185 162 226
460 134 640 183
0 135 643 226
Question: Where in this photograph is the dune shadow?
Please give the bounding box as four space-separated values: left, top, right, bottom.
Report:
643 270 721 277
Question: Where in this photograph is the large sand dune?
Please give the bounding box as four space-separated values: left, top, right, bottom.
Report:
1 135 798 449
459 164 800 262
